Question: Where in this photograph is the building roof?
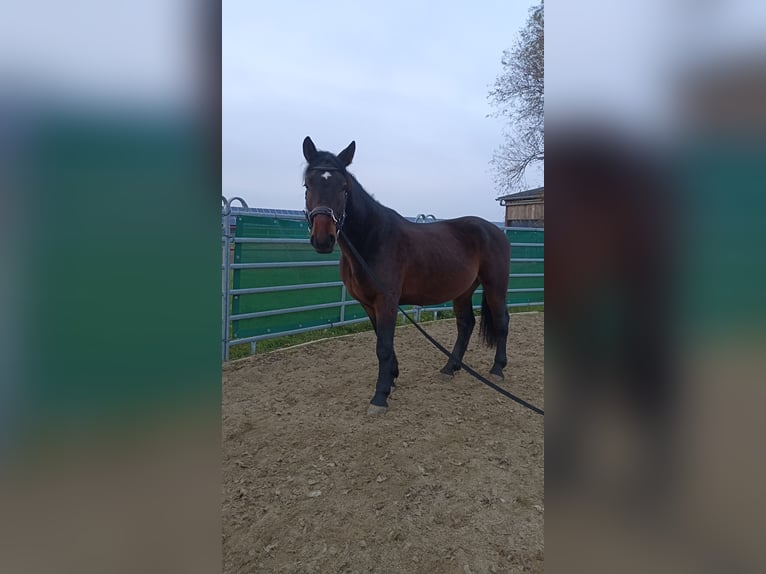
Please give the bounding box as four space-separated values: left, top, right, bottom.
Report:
496 186 544 204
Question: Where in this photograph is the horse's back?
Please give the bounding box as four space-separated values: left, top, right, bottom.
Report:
431 216 508 255
401 216 507 256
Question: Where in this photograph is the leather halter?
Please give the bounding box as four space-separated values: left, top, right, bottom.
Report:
303 165 349 232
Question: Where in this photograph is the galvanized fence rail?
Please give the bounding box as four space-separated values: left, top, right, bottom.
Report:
222 199 543 360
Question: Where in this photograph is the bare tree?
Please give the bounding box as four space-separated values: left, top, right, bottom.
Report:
489 2 544 194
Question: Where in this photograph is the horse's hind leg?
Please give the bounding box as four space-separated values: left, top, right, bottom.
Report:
440 283 479 377
484 284 510 379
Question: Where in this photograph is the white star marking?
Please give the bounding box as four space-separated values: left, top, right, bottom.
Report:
321 171 332 180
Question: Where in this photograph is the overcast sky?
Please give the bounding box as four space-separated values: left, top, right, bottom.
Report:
223 1 542 222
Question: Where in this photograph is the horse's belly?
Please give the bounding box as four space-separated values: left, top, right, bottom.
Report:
400 274 477 306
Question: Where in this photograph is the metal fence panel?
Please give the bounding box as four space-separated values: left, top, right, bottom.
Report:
222 210 543 358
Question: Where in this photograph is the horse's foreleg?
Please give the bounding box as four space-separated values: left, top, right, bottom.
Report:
440 285 478 377
368 301 398 414
362 302 398 380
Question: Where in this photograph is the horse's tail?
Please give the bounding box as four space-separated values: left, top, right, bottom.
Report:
479 292 499 348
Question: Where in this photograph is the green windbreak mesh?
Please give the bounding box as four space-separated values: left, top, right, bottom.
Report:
230 217 543 339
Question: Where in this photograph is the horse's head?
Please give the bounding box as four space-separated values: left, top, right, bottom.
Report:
302 136 355 253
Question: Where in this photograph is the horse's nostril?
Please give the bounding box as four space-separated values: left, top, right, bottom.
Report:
310 234 335 252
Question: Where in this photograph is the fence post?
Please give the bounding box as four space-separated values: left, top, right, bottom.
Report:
340 285 347 323
221 196 232 361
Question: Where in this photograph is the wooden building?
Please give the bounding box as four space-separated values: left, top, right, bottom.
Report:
497 186 544 227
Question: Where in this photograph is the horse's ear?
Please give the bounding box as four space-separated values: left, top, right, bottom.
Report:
303 137 318 162
338 141 355 167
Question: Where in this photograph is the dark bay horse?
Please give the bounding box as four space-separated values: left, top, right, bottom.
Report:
302 137 510 414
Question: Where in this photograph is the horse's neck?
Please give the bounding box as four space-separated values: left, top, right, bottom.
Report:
341 178 387 254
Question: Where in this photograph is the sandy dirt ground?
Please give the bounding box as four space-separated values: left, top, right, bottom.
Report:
223 312 544 573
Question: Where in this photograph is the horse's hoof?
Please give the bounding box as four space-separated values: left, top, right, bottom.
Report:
439 371 455 382
367 404 388 416
489 372 504 383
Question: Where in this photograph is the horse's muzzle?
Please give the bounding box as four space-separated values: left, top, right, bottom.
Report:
310 233 336 253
